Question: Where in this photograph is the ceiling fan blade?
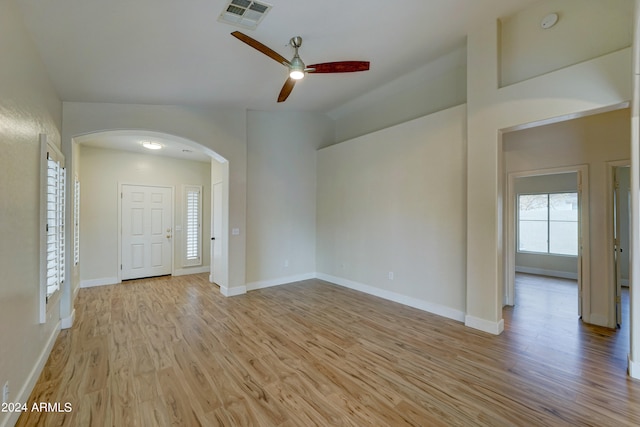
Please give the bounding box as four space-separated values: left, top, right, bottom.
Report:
277 78 296 103
231 31 291 66
307 61 370 73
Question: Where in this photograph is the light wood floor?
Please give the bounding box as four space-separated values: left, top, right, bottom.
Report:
17 273 640 426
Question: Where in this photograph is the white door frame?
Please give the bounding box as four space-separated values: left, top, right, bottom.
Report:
117 182 175 282
211 181 223 286
505 165 590 320
607 160 631 328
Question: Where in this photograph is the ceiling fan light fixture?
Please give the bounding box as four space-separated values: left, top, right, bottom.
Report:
289 69 305 80
289 55 305 80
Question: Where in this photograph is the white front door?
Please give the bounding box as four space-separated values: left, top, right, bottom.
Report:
121 184 173 280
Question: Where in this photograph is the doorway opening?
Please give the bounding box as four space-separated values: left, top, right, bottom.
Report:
505 166 589 320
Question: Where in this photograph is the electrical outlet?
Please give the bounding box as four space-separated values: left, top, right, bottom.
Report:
284 259 289 268
2 381 9 404
388 271 394 280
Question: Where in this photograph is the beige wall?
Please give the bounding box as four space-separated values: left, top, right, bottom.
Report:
0 1 63 426
78 146 212 285
500 0 633 86
246 111 333 288
317 105 467 320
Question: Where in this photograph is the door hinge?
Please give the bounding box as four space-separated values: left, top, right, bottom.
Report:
120 264 122 270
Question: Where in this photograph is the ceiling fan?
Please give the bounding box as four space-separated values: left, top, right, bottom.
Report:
231 31 370 103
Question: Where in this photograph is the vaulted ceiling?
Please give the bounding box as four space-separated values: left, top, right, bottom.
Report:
17 0 538 114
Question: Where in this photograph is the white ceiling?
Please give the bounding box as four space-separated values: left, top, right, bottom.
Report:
16 0 537 158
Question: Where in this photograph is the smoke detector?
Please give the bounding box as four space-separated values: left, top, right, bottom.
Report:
541 13 559 29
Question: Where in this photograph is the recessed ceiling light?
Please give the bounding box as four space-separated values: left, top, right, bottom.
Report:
142 141 163 150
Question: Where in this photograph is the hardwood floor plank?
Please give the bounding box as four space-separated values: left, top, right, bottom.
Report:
138 399 171 427
156 367 205 426
77 390 111 427
171 342 223 414
17 273 640 426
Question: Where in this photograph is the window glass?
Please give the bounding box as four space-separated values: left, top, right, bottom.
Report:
518 192 578 256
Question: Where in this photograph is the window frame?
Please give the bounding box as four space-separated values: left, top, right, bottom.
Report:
39 135 65 323
74 174 80 265
517 191 578 257
183 184 203 267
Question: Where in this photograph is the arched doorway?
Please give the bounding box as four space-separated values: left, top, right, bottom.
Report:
69 130 230 296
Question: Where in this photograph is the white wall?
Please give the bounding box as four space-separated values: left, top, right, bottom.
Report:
317 105 467 321
246 111 333 289
0 1 63 426
513 173 578 278
78 146 212 285
500 0 633 86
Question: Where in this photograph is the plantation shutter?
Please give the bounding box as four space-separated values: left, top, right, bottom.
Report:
184 185 202 266
46 154 65 299
74 176 80 265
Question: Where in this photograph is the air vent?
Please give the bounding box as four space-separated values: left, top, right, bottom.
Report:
218 0 272 30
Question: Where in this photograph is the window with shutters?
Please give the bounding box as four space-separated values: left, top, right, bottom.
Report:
40 135 65 322
74 175 80 265
183 185 202 267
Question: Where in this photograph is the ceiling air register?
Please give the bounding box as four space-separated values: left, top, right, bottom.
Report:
218 0 272 30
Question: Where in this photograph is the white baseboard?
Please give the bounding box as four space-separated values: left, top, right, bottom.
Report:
220 285 247 297
80 276 119 288
515 266 577 280
629 354 640 379
465 315 505 335
61 308 75 330
246 273 316 291
3 321 61 427
174 266 210 276
316 273 465 323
